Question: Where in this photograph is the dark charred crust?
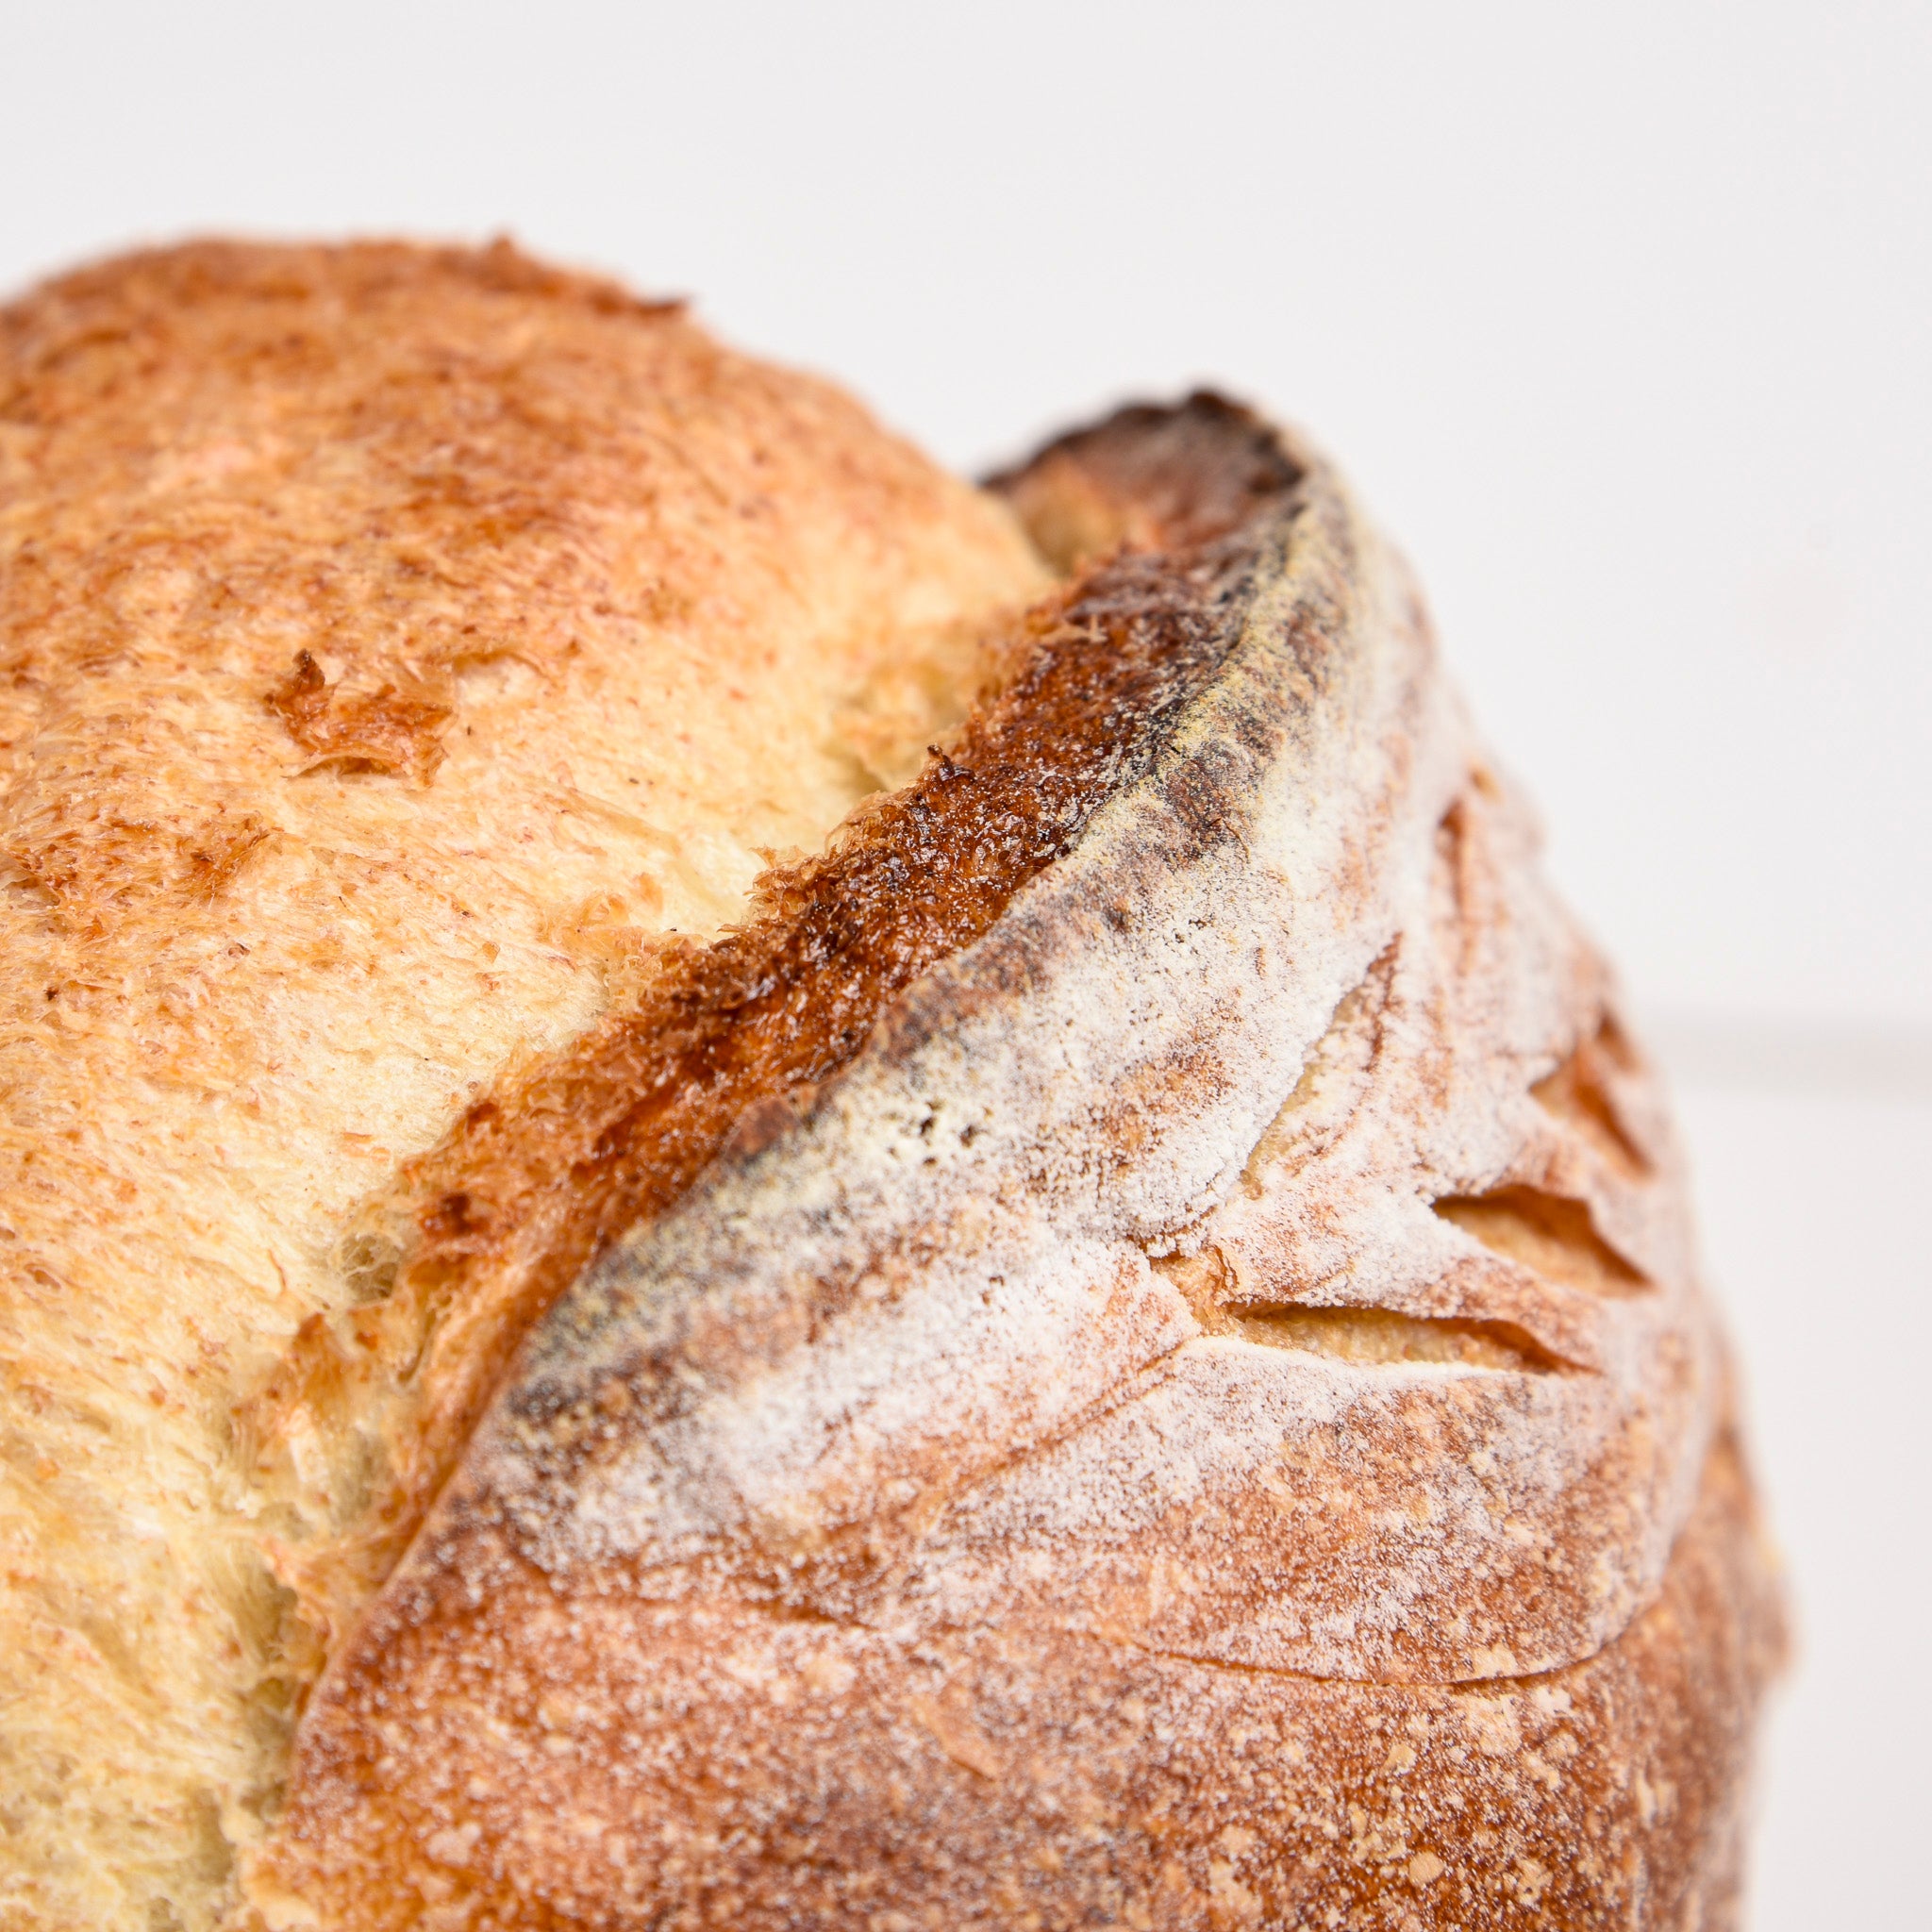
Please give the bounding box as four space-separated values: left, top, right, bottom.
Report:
339 396 1310 1585
987 391 1302 570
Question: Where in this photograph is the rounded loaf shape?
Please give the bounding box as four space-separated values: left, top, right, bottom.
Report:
0 242 1783 1932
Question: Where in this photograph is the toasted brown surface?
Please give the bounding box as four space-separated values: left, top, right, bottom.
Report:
0 239 1046 1932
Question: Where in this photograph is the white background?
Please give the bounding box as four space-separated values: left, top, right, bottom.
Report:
4 5 1925 1924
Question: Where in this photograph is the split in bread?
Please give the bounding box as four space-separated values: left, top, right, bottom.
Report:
0 242 1783 1932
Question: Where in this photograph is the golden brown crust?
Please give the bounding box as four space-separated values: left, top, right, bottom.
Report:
0 239 1780 1928
251 397 1783 1928
0 238 1049 1930
0 240 687 758
252 1429 1786 1931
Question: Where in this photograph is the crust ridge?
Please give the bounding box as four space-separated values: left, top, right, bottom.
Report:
251 395 1309 1640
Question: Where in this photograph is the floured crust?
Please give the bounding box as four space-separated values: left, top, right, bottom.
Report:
252 1429 1784 1931
249 401 1784 1926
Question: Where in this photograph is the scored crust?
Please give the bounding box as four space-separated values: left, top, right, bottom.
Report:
246 396 1784 1926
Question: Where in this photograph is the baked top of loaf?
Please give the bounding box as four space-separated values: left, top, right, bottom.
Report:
0 240 1047 1930
0 241 1781 1932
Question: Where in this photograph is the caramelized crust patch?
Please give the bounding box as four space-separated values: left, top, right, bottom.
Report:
262 648 453 782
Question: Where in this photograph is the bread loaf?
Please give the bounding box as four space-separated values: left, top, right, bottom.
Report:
0 241 1782 1932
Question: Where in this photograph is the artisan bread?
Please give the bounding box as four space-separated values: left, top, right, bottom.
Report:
0 240 1046 1930
0 242 1782 1932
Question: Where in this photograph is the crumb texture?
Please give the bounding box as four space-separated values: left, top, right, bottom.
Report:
0 239 1045 1932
